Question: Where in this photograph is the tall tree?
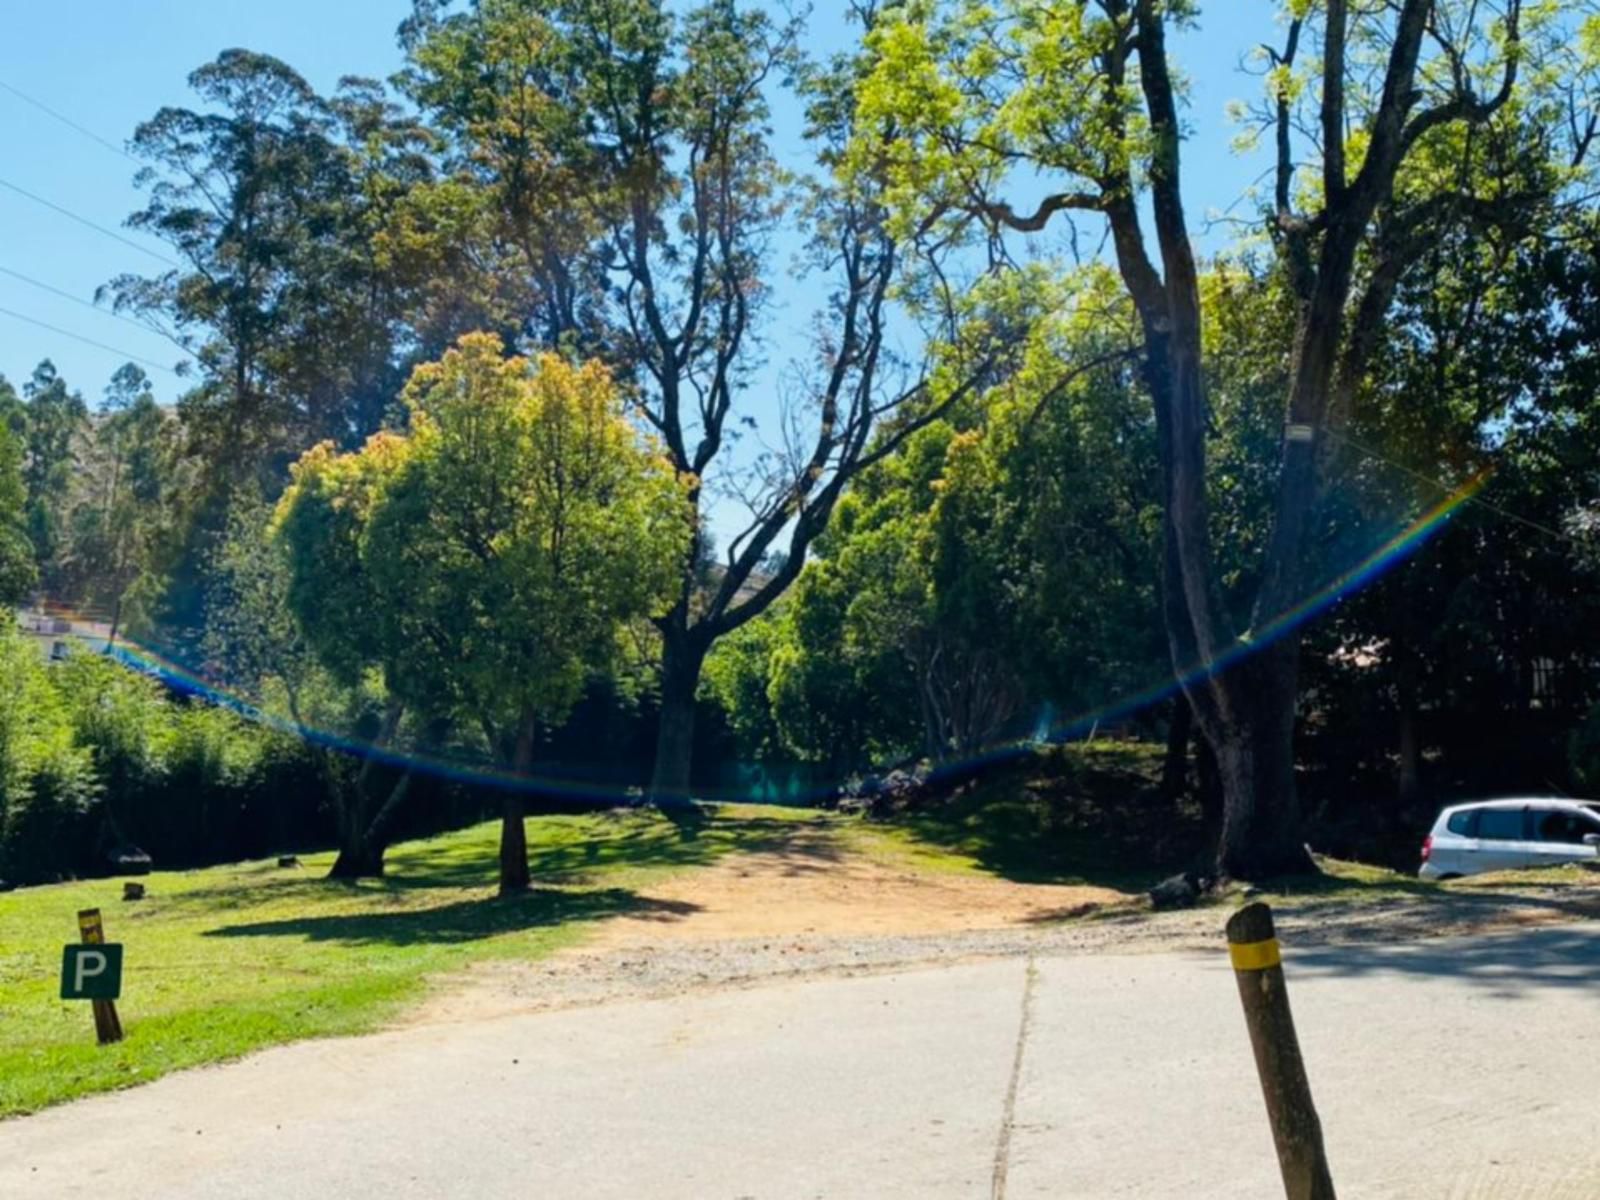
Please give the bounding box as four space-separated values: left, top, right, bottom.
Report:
402 0 1010 804
64 365 183 641
858 0 1594 876
0 419 36 608
19 361 88 592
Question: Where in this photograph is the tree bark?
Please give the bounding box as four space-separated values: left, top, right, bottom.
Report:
327 831 387 879
1160 695 1192 801
647 628 707 808
1195 723 1224 843
1207 647 1308 880
325 699 406 881
498 711 536 896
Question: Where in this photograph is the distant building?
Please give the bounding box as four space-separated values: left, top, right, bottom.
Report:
15 606 112 662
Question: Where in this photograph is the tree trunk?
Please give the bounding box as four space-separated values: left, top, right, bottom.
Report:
327 832 386 879
1396 658 1422 815
1195 724 1223 843
1206 647 1311 881
498 712 536 896
1160 695 1192 801
325 700 406 881
647 630 706 809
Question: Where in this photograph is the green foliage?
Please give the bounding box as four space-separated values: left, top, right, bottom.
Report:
0 625 314 885
19 361 88 590
706 268 1163 770
0 418 37 607
61 366 185 632
277 333 694 756
0 630 99 882
109 51 454 472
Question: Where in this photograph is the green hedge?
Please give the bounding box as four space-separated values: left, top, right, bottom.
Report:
0 629 326 885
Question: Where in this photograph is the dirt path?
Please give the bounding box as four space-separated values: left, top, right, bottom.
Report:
411 819 1600 1027
586 824 1124 944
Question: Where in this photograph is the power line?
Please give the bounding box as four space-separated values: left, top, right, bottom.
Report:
0 264 177 340
0 176 177 268
0 78 137 162
0 306 180 375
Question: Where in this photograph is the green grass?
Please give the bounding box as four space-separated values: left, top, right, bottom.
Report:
840 743 1176 893
1249 855 1600 906
0 803 816 1118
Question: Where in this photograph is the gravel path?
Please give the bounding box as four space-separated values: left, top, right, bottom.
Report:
412 870 1600 1025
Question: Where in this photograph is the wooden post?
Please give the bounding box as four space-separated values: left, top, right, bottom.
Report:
77 908 124 1045
1225 902 1334 1200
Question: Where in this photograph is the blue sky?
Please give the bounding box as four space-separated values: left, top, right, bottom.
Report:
0 1 1277 536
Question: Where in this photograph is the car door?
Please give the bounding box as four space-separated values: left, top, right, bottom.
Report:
1429 808 1479 875
1470 806 1530 873
1524 807 1600 871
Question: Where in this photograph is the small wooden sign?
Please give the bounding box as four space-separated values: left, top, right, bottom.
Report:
60 944 123 1000
72 908 125 1044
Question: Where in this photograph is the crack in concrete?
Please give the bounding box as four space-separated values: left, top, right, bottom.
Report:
990 956 1037 1200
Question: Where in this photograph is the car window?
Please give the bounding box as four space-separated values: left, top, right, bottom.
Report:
1446 810 1477 836
1475 808 1525 840
1532 809 1599 844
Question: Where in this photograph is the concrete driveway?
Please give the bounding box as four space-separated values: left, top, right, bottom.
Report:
4 925 1600 1198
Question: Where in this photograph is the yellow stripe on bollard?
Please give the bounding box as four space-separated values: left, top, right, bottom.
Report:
1228 937 1282 972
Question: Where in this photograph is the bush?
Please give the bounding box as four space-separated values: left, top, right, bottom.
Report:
0 626 331 882
0 742 99 883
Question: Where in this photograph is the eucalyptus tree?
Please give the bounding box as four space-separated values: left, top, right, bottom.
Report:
19 361 88 591
63 365 184 642
108 52 458 472
857 0 1596 876
0 420 35 608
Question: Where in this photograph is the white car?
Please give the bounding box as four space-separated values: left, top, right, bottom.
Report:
1419 798 1600 879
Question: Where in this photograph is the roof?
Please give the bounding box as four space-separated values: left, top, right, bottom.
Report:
1438 797 1600 813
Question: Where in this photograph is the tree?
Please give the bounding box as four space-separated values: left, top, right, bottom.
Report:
64 365 183 641
0 419 36 608
401 0 1012 806
858 0 1592 877
704 266 1164 775
272 433 419 879
278 333 691 892
20 361 88 591
107 50 481 666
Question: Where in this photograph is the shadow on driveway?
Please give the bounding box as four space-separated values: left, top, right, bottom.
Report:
1288 924 1600 1000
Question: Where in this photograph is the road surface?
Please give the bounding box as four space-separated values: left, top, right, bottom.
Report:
5 924 1600 1198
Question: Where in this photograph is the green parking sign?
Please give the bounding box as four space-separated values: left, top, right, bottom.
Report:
61 944 123 1001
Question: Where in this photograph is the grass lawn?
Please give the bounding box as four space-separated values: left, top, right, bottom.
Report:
840 742 1178 893
0 803 815 1118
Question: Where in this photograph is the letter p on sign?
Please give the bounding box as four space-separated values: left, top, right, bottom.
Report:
61 944 123 1000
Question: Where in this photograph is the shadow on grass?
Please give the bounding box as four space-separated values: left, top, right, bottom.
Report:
860 745 1198 892
886 802 1175 892
150 811 821 917
200 887 701 947
377 812 815 891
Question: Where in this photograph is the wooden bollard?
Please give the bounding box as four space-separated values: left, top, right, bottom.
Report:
77 909 124 1046
1225 902 1334 1200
